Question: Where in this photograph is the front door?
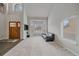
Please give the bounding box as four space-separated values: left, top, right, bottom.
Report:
9 21 20 39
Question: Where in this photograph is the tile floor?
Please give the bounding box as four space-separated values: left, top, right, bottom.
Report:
4 36 74 56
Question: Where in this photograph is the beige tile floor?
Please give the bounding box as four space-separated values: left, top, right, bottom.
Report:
4 36 74 56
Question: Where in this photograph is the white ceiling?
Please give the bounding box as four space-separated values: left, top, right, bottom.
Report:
24 3 52 17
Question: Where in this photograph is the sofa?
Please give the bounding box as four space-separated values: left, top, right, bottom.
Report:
42 32 55 42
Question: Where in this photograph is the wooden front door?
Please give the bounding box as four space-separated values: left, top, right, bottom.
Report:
9 21 20 39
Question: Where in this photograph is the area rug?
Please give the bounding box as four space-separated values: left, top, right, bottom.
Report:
0 39 19 42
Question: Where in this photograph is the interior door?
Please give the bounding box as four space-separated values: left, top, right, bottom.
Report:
9 21 20 39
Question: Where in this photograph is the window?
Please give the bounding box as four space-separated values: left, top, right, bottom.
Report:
14 4 23 12
63 16 77 41
0 3 6 13
63 18 69 28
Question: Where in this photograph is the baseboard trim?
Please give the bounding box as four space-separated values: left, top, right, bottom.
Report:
55 40 79 56
65 47 79 56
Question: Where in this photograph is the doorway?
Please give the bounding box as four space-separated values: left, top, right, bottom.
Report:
9 21 20 39
29 19 48 36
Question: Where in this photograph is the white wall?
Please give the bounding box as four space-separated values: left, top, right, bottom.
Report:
23 12 27 39
0 13 6 40
23 4 28 39
0 3 24 40
76 16 79 54
48 3 79 55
